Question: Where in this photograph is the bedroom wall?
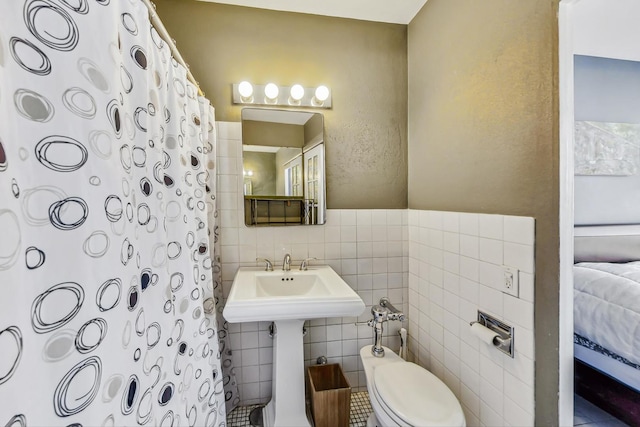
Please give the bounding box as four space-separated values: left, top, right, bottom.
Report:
573 0 640 226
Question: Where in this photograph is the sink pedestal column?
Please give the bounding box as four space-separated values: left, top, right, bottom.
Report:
262 319 311 427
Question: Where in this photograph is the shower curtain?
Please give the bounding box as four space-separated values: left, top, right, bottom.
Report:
0 1 238 425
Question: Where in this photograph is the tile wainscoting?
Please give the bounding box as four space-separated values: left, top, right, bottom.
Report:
216 122 409 405
216 122 536 426
407 210 535 426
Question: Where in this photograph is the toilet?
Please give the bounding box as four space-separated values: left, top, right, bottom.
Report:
360 345 466 427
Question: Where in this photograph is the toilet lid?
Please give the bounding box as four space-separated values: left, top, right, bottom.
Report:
374 362 465 427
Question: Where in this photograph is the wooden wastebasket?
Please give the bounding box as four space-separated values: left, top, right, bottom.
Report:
307 364 351 427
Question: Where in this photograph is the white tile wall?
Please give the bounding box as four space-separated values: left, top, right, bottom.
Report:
216 122 409 405
216 122 536 425
408 210 535 427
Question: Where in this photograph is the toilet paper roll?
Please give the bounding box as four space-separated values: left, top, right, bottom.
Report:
470 322 499 346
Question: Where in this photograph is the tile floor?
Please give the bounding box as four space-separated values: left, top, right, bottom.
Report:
226 391 373 427
574 395 629 427
227 391 628 427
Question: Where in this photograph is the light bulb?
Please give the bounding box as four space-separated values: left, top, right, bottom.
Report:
290 84 304 101
247 170 253 177
315 85 329 102
264 83 279 100
238 81 253 98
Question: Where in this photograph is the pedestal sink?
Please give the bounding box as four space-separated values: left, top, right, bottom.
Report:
223 265 365 427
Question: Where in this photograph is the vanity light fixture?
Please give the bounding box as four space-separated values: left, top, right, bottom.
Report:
314 85 330 104
264 83 279 102
238 81 253 101
290 84 305 103
232 82 332 108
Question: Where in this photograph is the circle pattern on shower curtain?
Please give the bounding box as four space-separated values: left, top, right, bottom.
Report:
0 1 237 425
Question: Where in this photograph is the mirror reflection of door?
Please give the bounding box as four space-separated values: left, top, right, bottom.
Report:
284 154 303 196
241 108 326 226
303 144 325 224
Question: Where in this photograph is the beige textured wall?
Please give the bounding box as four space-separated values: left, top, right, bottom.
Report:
154 0 408 209
242 121 304 148
408 0 560 424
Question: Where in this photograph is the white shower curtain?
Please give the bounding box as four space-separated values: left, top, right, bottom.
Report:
0 1 237 425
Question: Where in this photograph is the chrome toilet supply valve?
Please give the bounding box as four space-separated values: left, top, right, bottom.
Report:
360 297 405 358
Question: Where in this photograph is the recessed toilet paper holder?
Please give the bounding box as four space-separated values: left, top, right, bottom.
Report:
470 311 514 358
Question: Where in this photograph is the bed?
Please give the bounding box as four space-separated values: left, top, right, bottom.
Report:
573 226 640 423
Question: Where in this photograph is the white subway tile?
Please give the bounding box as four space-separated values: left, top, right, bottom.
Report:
478 214 504 240
371 210 387 225
322 243 339 259
503 216 535 246
341 259 357 275
504 371 534 414
341 243 357 259
461 384 480 419
478 261 503 290
460 235 479 259
480 380 504 419
503 242 534 274
429 248 444 269
519 272 534 303
371 225 388 242
326 340 342 358
427 211 444 230
459 257 479 282
443 253 460 275
428 229 444 249
459 277 479 304
357 226 372 242
503 295 534 331
443 231 460 254
460 361 481 394
340 210 357 225
459 213 479 236
443 271 460 295
324 209 341 226
357 242 373 258
340 226 357 242
479 237 503 265
388 209 403 226
324 226 340 242
480 355 504 392
444 330 461 357
504 352 534 386
442 211 460 233
504 396 534 427
478 285 504 318
356 210 372 225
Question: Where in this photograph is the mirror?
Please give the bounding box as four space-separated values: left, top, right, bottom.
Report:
242 108 326 226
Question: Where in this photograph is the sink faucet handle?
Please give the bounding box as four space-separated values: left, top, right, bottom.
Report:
299 257 317 271
282 253 291 271
256 257 273 271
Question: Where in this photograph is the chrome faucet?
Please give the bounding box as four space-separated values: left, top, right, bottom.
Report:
283 253 291 271
256 257 273 271
368 297 405 357
299 257 316 271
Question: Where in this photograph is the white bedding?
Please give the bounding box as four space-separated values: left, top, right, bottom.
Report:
574 261 640 366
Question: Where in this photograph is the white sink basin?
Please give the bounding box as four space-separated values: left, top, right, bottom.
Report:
223 264 365 426
223 265 365 322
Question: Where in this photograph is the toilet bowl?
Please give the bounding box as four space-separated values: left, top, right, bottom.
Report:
360 345 466 427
